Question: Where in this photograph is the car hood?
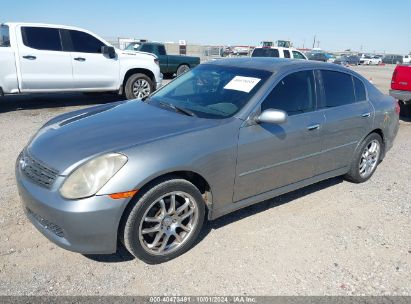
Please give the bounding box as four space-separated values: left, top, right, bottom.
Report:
118 50 158 59
28 100 221 174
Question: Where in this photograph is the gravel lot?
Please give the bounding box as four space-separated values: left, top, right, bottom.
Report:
0 64 410 296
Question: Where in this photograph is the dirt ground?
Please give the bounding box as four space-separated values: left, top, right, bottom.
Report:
0 64 410 296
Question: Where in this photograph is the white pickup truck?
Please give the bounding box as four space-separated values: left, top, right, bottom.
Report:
0 23 162 99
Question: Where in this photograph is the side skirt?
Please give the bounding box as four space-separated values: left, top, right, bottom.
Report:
209 167 348 220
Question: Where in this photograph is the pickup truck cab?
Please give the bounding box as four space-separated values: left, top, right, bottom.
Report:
125 42 200 77
390 64 411 115
0 23 162 100
251 46 308 60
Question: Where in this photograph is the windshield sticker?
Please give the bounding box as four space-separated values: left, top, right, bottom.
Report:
224 76 261 93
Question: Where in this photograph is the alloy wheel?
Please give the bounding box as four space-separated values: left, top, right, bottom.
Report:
138 191 199 256
359 139 380 178
132 79 151 99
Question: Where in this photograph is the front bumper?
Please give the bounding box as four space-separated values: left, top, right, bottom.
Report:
15 160 129 254
155 73 163 90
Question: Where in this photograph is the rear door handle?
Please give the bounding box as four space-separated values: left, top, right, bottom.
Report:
361 112 371 118
74 57 86 62
307 124 320 131
22 55 36 60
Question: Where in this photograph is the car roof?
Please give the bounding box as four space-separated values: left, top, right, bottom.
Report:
140 42 163 45
205 57 351 73
5 22 89 32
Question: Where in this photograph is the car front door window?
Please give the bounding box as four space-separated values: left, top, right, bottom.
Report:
234 70 324 201
261 70 315 115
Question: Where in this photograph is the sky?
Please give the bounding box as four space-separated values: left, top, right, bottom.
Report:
1 0 410 54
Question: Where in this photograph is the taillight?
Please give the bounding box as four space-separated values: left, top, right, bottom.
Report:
154 58 159 66
394 99 401 115
391 68 398 85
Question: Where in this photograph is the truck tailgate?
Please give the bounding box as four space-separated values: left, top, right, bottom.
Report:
392 65 411 91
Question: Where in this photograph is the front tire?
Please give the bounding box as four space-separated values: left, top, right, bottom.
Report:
122 178 205 264
124 73 153 100
344 133 383 183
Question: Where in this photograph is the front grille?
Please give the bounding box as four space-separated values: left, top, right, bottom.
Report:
20 152 59 189
27 208 64 238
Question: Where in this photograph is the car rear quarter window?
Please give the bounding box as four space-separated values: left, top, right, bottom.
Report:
353 77 367 101
283 50 291 58
320 70 355 107
292 51 305 59
0 25 10 47
251 48 280 58
69 30 105 53
261 70 315 115
22 27 62 51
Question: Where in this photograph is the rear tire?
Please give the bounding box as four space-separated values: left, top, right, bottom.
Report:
122 177 205 264
399 100 411 117
124 73 153 100
176 64 190 77
344 133 383 183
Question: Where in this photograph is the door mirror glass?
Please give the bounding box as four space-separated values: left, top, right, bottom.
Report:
257 109 287 124
101 46 116 58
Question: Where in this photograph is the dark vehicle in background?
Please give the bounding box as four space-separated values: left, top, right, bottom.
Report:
126 42 200 77
390 64 411 115
306 52 328 62
382 55 403 65
334 55 361 66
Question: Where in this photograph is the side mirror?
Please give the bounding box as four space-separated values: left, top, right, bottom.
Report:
256 109 287 124
101 46 116 59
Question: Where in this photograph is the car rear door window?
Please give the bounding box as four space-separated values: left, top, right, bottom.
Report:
0 25 10 47
353 77 367 101
68 30 105 53
158 45 167 56
283 50 291 58
261 70 316 115
320 70 355 107
251 48 279 57
22 27 62 51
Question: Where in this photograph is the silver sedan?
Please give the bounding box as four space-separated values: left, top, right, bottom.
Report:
16 58 399 264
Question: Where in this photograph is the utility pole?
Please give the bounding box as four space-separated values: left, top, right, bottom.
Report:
312 35 316 49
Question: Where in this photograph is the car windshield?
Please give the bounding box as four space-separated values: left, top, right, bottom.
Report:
252 48 279 57
125 43 139 50
148 64 272 119
308 53 323 58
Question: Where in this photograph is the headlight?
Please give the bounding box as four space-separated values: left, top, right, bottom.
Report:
60 153 127 199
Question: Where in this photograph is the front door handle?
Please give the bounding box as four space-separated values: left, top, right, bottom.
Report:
74 57 86 62
22 55 36 60
361 112 371 118
307 124 320 131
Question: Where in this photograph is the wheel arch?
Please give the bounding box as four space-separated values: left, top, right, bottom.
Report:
123 68 156 89
177 63 190 68
363 128 386 159
117 170 213 239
